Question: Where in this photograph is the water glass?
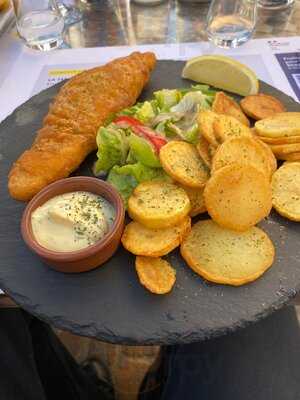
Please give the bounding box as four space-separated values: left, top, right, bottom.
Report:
206 0 257 48
12 0 64 51
258 0 294 9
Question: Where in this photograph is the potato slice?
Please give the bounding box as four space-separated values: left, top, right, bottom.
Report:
214 115 252 143
121 217 191 257
197 110 220 147
212 91 250 126
269 143 300 156
180 220 275 286
277 152 300 162
255 112 300 138
135 256 176 294
128 181 190 229
179 185 206 217
204 163 272 231
211 136 272 179
240 93 286 120
159 141 209 188
196 136 212 168
272 162 300 221
254 138 277 175
258 135 300 145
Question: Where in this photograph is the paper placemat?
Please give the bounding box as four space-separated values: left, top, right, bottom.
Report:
0 36 299 123
0 5 13 37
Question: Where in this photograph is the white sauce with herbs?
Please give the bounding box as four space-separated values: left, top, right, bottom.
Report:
31 191 115 252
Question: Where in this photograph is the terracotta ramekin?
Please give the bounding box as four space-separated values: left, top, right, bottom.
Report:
21 177 125 273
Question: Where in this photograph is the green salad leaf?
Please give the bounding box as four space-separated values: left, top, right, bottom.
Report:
154 89 182 112
155 121 178 138
116 102 144 117
166 122 199 144
113 162 169 184
151 91 213 143
94 126 129 174
107 162 171 205
179 84 216 96
128 134 161 168
95 84 216 203
126 149 137 164
171 91 208 113
107 168 137 205
180 123 199 144
135 101 156 123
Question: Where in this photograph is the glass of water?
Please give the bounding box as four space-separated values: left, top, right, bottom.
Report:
12 0 64 51
258 0 294 9
206 0 257 48
57 2 83 25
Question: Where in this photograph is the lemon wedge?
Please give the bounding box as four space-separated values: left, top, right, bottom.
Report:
182 55 259 97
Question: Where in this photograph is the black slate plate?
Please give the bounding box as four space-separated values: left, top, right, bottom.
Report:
0 60 300 345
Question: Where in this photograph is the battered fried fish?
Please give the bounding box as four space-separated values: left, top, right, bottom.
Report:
8 52 156 201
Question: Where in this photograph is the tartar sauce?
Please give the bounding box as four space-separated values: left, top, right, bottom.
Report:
31 191 115 252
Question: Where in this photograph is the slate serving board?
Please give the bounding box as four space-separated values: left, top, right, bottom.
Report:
0 60 300 345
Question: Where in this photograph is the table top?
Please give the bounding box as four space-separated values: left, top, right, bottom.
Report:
0 0 299 340
64 0 300 48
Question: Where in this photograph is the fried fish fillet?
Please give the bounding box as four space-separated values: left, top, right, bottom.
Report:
8 52 156 201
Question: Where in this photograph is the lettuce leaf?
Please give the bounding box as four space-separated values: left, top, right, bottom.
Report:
155 121 178 138
128 134 161 168
165 122 199 144
171 91 207 113
94 127 129 174
135 101 156 123
116 102 144 117
107 168 137 205
179 84 217 96
113 162 169 183
154 89 181 112
126 149 137 164
115 100 158 123
180 123 199 144
108 162 171 205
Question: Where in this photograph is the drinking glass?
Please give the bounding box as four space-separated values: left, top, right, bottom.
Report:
57 2 82 25
258 0 294 9
206 0 257 48
12 0 64 51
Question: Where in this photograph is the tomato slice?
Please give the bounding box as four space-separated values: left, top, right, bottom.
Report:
113 116 142 128
134 126 167 152
148 135 167 151
113 116 167 153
